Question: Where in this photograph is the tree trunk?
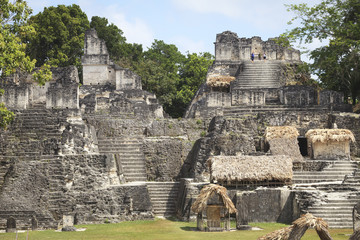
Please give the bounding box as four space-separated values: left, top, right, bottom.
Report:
315 228 333 240
288 226 309 240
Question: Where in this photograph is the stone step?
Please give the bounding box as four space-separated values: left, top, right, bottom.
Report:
293 172 353 176
309 206 354 211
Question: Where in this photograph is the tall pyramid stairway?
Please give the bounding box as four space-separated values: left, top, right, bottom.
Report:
97 137 147 182
232 61 281 89
1 104 64 157
293 161 358 184
41 156 68 215
147 182 180 216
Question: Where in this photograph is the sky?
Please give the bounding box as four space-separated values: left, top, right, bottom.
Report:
27 0 325 62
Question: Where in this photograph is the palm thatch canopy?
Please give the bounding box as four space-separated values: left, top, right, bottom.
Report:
206 76 235 88
209 155 292 183
258 213 332 240
265 126 299 141
191 184 236 214
306 129 355 143
265 126 303 162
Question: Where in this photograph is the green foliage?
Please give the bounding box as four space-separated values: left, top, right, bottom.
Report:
0 0 36 77
90 16 143 69
134 40 185 117
90 16 126 61
176 52 214 116
0 0 53 129
284 0 360 104
0 103 14 129
26 4 89 69
200 130 207 137
32 64 52 86
134 41 213 118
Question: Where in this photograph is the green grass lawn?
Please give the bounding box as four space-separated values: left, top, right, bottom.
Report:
0 219 353 240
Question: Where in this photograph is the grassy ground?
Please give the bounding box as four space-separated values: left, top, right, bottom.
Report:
0 219 353 240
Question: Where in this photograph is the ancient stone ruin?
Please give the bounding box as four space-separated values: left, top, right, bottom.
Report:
1 30 360 232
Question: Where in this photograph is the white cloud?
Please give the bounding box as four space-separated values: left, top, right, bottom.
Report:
107 10 154 49
171 0 323 33
171 36 207 54
81 2 155 49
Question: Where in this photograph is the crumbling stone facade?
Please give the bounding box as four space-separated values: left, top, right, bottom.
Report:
1 30 360 231
215 31 300 62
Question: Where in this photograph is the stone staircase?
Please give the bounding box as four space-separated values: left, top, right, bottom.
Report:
147 182 180 216
223 105 328 116
305 192 360 228
232 61 281 89
42 156 67 215
97 137 147 182
293 161 358 184
1 106 64 157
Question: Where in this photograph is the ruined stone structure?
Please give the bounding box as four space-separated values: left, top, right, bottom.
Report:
1 30 360 231
185 31 349 118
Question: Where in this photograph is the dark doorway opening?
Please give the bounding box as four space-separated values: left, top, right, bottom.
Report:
298 137 308 156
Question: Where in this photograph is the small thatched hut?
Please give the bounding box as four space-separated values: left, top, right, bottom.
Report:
191 184 236 231
305 129 355 160
258 213 333 240
265 126 303 162
209 155 293 186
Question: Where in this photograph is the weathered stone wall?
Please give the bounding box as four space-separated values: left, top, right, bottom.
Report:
46 66 80 109
0 67 80 110
215 31 301 62
80 86 163 118
116 68 142 90
182 112 333 181
0 154 152 230
81 29 142 90
185 83 350 118
0 109 98 157
236 188 297 224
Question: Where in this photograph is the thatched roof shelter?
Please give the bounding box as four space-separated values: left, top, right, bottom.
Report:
265 126 299 140
209 155 293 184
265 126 303 162
257 213 333 240
206 76 235 88
305 129 355 143
191 184 236 214
306 129 355 160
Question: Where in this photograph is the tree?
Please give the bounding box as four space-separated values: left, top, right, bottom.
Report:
90 16 126 61
26 4 89 69
135 40 185 117
90 16 143 68
0 0 52 128
176 52 214 115
134 40 213 117
283 0 360 104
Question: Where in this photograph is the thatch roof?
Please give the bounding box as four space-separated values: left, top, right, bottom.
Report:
306 129 355 143
265 126 299 141
206 75 235 88
257 226 293 240
191 184 236 214
257 213 332 240
209 155 292 183
265 126 303 162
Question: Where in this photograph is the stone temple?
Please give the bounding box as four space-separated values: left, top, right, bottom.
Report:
0 30 360 231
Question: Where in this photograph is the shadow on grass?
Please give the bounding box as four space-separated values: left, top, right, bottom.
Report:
180 226 197 231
